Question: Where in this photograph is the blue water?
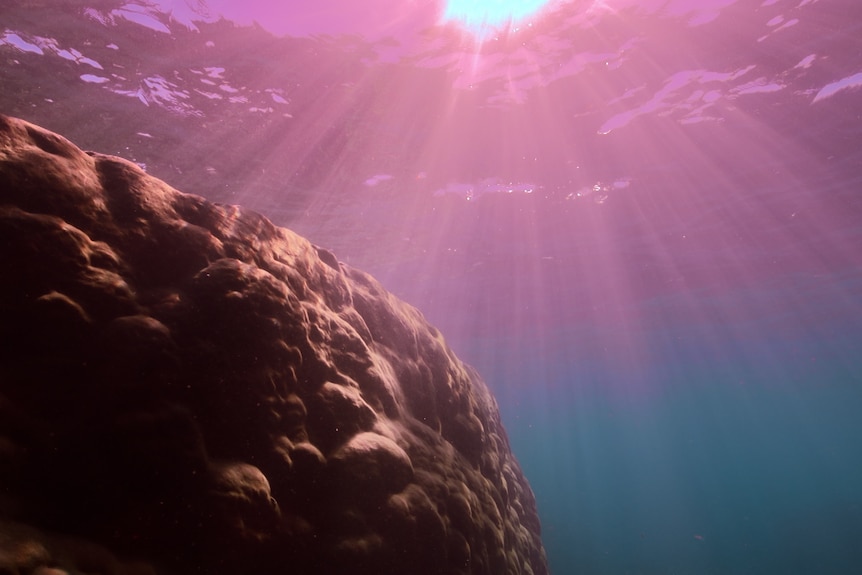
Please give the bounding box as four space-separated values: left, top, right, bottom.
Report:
502 370 862 574
424 259 862 575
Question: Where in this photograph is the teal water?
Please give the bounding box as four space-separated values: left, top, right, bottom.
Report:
493 349 862 574
370 162 862 575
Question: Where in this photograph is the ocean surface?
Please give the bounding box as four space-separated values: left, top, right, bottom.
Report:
2 1 861 573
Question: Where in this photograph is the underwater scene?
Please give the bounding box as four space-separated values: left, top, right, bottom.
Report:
2 1 862 574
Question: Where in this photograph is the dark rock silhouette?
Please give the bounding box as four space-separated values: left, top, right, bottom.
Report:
0 115 548 575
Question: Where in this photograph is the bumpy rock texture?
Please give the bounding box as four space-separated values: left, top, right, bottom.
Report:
0 115 548 575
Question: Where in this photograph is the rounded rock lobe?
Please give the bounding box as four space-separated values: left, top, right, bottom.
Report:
0 115 547 575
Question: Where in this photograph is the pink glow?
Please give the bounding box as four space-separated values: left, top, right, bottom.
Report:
116 0 862 403
204 0 442 38
166 1 745 40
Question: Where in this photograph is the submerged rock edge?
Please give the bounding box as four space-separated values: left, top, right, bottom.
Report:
0 115 548 575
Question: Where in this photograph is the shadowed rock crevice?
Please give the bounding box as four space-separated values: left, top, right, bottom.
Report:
0 115 548 575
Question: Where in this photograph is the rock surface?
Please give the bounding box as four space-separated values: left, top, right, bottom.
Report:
0 115 548 575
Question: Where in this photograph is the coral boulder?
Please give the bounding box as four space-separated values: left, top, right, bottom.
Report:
0 115 547 575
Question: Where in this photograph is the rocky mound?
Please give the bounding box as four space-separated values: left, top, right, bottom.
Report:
0 115 548 575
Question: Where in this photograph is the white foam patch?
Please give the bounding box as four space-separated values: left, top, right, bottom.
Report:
794 54 817 69
812 72 862 104
364 174 395 187
1 31 44 54
598 66 756 134
0 30 104 70
80 74 110 84
269 92 289 105
112 4 171 34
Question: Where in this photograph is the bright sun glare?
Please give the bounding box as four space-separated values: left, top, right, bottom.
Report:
443 0 552 32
